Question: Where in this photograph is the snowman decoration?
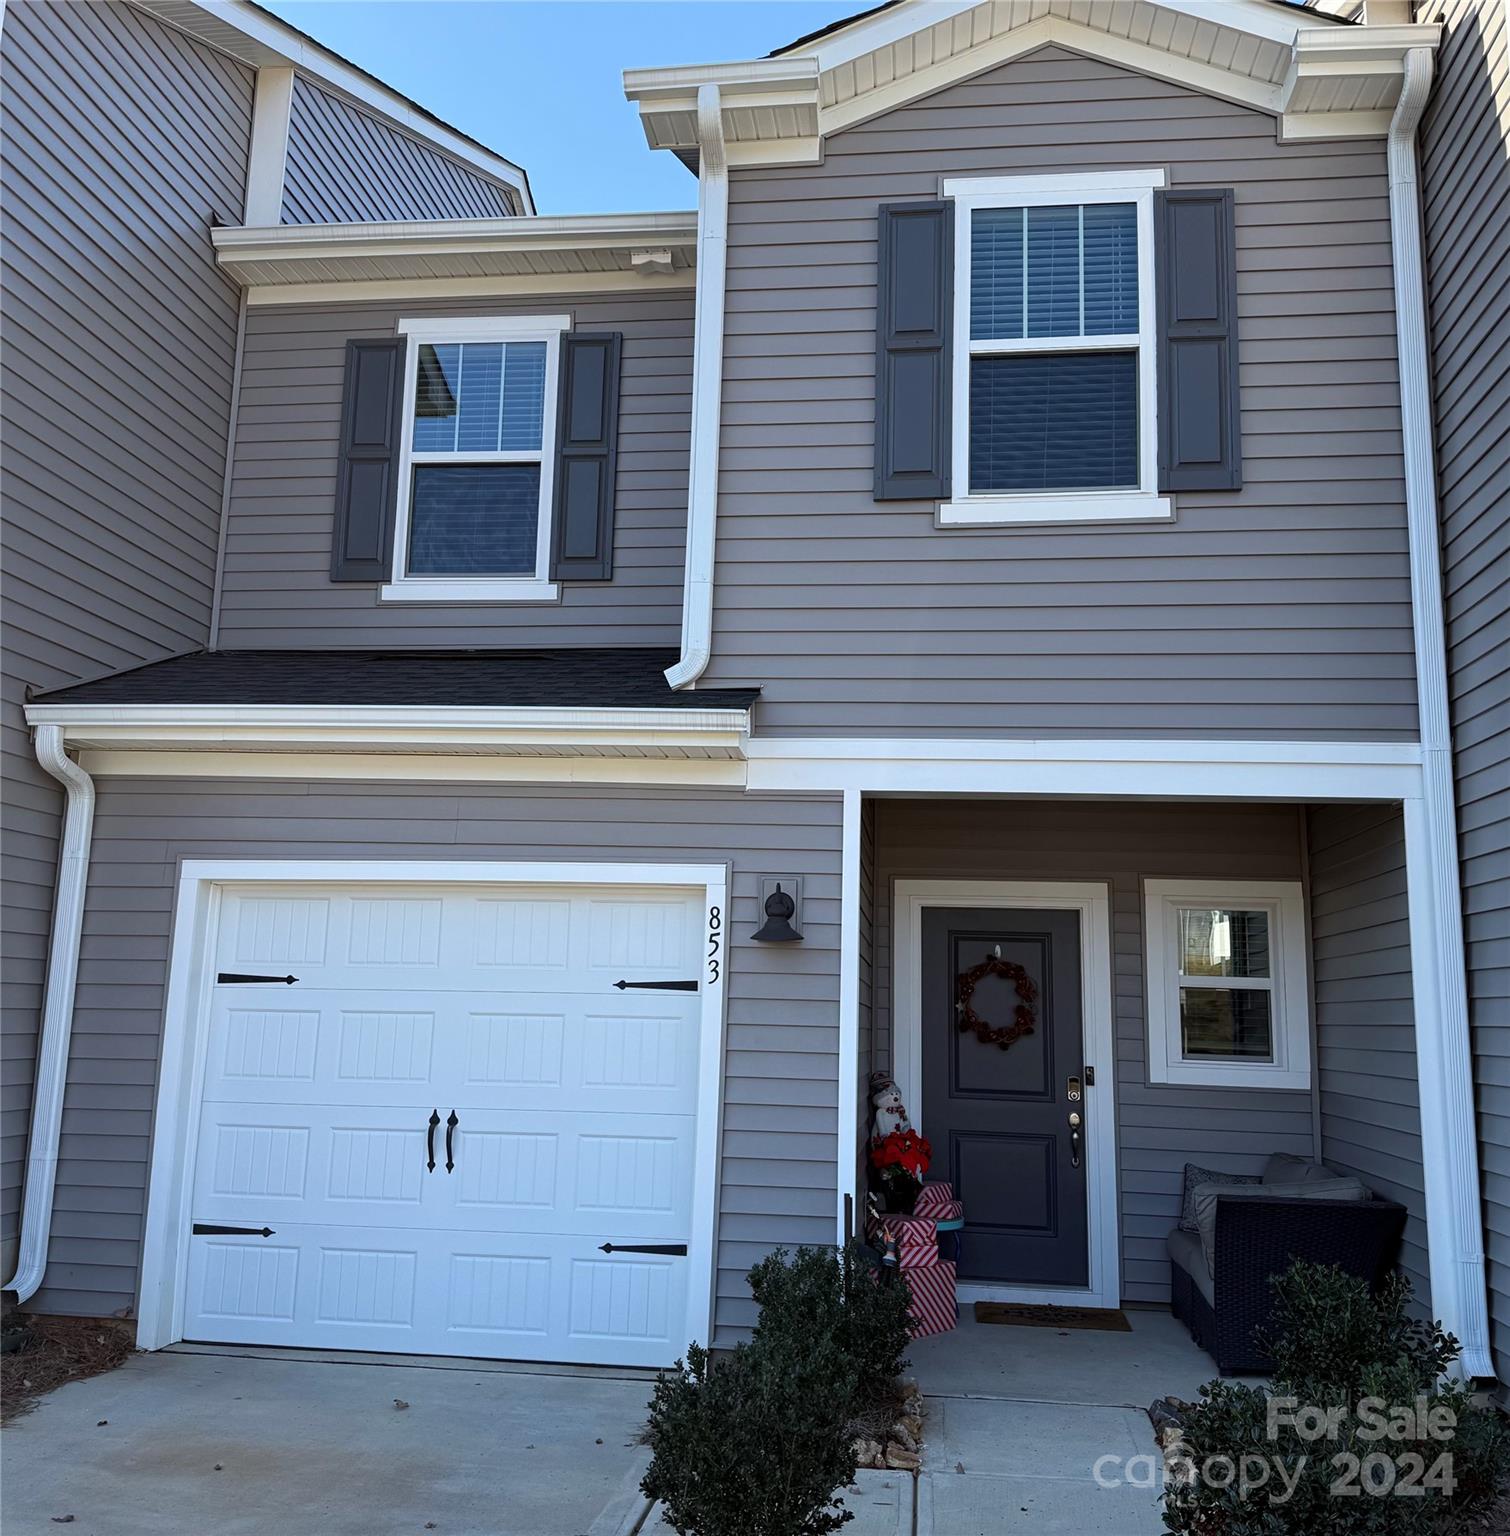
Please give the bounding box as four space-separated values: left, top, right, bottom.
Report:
869 1071 912 1141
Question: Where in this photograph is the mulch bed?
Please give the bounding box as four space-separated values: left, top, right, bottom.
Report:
1 1315 135 1423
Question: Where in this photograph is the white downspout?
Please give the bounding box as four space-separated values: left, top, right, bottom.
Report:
4 726 95 1304
665 84 727 690
1387 47 1494 1379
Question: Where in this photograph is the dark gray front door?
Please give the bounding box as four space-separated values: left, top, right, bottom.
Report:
921 907 1088 1288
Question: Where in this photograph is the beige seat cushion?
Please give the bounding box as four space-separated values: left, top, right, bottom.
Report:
1191 1177 1369 1274
1166 1226 1214 1305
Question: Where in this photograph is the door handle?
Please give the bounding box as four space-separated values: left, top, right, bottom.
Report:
426 1109 440 1172
1069 1110 1082 1170
445 1111 458 1173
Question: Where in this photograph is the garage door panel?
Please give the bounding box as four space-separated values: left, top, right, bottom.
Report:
441 1109 694 1241
459 1002 698 1116
195 1105 440 1231
190 881 705 1367
439 1236 686 1369
205 992 442 1106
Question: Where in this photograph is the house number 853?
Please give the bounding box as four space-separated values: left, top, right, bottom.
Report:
707 905 722 986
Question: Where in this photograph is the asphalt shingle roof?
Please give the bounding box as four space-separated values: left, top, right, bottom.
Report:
33 649 760 712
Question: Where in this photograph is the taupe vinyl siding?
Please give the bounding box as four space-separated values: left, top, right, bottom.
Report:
868 799 1313 1305
705 45 1417 739
281 76 518 224
214 292 693 648
1307 804 1430 1309
37 779 841 1343
1419 0 1510 1387
0 0 253 1259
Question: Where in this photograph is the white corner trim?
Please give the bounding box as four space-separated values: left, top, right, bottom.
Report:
892 879 1119 1310
135 859 730 1354
3 727 95 1305
243 66 294 226
1387 48 1492 1382
836 790 862 1242
666 84 727 691
1143 878 1312 1091
938 495 1173 527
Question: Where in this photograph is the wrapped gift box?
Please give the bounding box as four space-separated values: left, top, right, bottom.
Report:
915 1182 963 1220
905 1260 958 1338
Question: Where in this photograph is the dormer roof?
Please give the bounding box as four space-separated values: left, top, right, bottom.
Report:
624 0 1438 168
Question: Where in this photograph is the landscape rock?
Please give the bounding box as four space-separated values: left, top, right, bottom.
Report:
890 1422 917 1453
883 1443 921 1472
852 1438 883 1468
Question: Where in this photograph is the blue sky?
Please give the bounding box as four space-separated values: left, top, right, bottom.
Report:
259 1 878 213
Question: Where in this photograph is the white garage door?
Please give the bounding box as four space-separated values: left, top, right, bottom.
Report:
182 883 705 1367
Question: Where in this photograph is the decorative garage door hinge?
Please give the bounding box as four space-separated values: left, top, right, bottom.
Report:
612 979 698 992
192 1223 275 1237
597 1242 688 1256
217 972 299 985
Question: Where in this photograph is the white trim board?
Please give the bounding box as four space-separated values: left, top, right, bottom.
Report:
892 879 1120 1311
135 859 730 1363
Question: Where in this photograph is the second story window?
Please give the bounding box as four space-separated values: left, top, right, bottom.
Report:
942 171 1169 525
388 315 567 600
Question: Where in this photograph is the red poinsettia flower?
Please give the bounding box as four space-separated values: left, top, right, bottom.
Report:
869 1128 932 1177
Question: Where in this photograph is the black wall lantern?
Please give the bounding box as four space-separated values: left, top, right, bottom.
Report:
752 879 803 943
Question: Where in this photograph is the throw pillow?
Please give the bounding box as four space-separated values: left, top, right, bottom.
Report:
1179 1163 1261 1234
1263 1152 1345 1185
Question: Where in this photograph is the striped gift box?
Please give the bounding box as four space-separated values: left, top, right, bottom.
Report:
904 1259 958 1337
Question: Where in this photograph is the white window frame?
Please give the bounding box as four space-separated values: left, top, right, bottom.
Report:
1144 878 1311 1090
940 169 1171 528
384 314 570 602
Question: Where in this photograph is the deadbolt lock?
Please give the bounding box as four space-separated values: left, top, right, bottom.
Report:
1067 1075 1082 1102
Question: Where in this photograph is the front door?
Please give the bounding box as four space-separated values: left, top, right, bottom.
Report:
920 907 1087 1288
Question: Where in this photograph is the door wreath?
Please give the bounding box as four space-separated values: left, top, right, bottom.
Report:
956 953 1038 1050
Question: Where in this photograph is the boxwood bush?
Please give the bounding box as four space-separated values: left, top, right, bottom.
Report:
748 1240 913 1413
1163 1261 1509 1535
642 1242 915 1536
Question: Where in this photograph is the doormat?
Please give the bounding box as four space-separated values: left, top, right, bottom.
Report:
974 1302 1132 1332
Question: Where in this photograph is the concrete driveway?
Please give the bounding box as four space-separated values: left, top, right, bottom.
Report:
2 1344 656 1536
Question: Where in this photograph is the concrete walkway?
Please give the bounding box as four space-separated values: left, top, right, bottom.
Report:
2 1345 657 1536
904 1307 1221 1534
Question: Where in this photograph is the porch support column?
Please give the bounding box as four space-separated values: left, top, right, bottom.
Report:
1403 793 1493 1378
836 789 862 1244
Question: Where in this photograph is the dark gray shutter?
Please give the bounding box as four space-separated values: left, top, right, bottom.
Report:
330 338 405 581
875 200 952 501
550 332 622 581
1155 188 1241 492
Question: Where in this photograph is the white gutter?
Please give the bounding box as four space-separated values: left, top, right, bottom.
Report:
4 727 95 1304
666 85 728 691
1386 47 1494 1381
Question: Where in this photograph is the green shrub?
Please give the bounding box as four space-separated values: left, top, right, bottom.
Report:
642 1340 858 1536
641 1243 915 1535
1162 1261 1510 1535
748 1241 913 1412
